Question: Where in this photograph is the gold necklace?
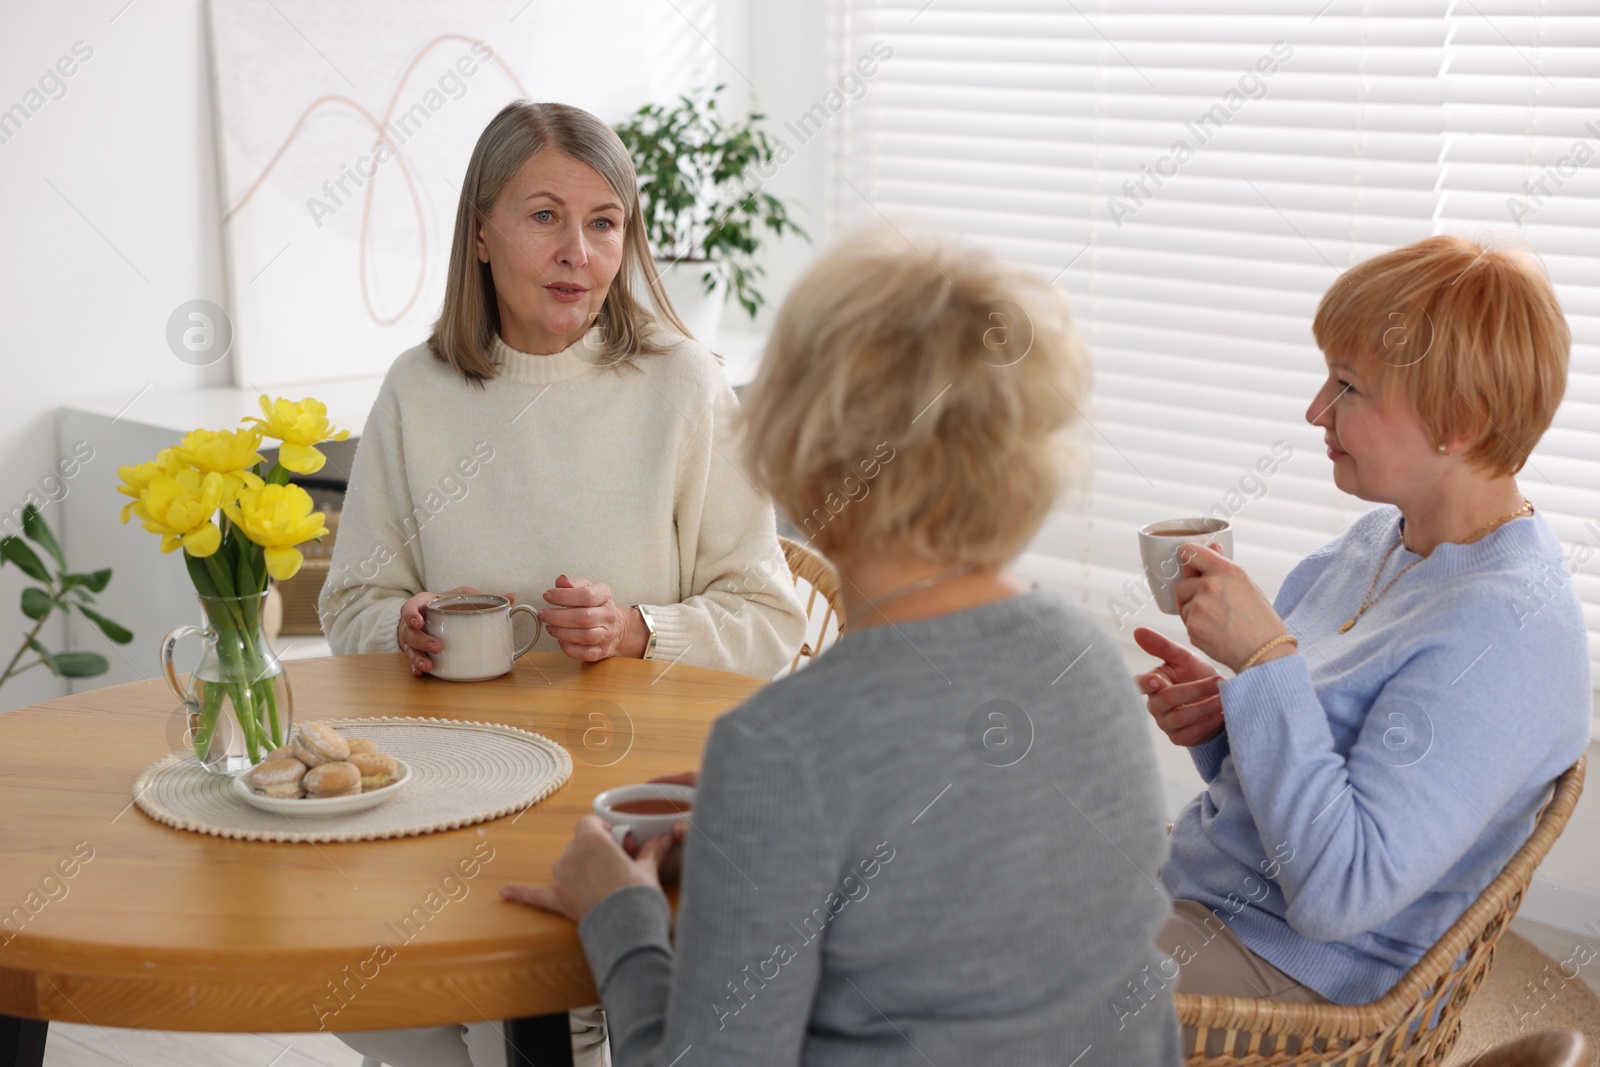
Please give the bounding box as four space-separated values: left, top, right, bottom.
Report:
1339 500 1533 634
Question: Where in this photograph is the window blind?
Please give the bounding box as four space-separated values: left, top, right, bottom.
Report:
824 0 1600 713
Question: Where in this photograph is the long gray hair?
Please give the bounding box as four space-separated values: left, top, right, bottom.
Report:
429 101 689 381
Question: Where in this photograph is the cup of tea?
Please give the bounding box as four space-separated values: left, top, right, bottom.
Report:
593 783 695 846
1137 518 1234 615
423 594 542 681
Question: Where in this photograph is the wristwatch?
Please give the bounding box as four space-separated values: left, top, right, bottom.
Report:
636 605 658 660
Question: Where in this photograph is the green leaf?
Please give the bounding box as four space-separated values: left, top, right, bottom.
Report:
25 635 56 671
76 604 133 645
0 537 50 583
20 587 55 621
21 505 64 569
51 652 109 678
61 568 112 594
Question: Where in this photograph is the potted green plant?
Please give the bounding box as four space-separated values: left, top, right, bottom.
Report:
614 85 809 343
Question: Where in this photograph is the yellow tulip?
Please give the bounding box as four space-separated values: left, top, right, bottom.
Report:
223 482 329 581
116 448 187 523
175 427 265 475
244 396 349 475
219 467 265 508
134 469 226 557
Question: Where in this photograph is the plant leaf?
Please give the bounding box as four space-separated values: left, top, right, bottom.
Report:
51 652 109 678
20 587 55 621
62 568 112 593
24 636 56 671
76 604 134 644
21 505 65 569
0 537 50 583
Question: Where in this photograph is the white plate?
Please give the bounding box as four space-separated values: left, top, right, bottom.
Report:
231 759 412 817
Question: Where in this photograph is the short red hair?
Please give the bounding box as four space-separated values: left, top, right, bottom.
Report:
1312 236 1569 476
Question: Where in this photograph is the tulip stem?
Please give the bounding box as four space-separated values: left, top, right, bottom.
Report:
203 553 237 601
257 678 283 748
193 675 226 759
185 552 218 598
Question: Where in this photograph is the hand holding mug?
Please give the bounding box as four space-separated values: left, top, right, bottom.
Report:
1138 518 1234 613
616 772 697 859
400 588 540 680
499 814 681 924
598 780 695 880
1170 544 1291 673
397 586 499 676
540 574 646 662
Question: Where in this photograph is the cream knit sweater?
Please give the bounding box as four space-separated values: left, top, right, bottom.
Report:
318 328 807 678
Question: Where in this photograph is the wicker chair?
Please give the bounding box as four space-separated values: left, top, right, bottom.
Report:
1173 757 1586 1066
778 536 845 676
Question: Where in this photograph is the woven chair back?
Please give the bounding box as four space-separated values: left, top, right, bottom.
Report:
778 537 846 677
1173 757 1586 1066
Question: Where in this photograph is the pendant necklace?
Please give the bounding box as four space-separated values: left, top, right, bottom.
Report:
1340 500 1532 633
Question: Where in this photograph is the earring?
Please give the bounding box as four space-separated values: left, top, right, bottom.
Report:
1438 444 1448 455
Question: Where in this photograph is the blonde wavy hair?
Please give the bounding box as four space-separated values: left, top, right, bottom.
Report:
430 101 690 381
739 224 1090 567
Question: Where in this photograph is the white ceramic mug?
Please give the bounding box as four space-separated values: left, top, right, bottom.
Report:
593 783 696 846
423 594 542 681
1137 518 1234 615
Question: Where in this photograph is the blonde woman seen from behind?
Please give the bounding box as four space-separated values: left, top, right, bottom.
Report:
502 225 1184 1066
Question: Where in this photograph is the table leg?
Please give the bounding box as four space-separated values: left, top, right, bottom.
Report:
504 1012 575 1067
0 1016 46 1067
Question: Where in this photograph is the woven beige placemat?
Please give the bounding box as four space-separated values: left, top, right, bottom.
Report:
132 717 572 843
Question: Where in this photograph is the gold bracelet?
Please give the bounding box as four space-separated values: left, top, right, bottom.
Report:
1239 634 1298 672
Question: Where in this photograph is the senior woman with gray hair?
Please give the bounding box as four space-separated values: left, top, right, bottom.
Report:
502 225 1184 1065
325 100 806 1067
319 100 805 677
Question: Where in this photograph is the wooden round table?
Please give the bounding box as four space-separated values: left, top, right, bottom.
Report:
0 652 762 1066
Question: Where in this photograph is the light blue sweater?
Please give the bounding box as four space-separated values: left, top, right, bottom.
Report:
1161 505 1591 1005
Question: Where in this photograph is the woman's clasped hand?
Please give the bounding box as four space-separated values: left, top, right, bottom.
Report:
537 574 648 662
398 575 653 674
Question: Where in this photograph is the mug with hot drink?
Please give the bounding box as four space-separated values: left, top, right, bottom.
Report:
593 783 696 846
423 594 542 681
1137 518 1234 614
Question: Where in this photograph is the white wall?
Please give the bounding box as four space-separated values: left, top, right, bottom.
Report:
0 1 231 713
718 0 828 337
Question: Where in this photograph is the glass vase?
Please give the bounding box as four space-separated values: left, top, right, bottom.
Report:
160 592 294 775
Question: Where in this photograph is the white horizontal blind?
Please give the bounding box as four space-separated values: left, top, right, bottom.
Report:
1437 2 1600 696
826 0 1600 707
